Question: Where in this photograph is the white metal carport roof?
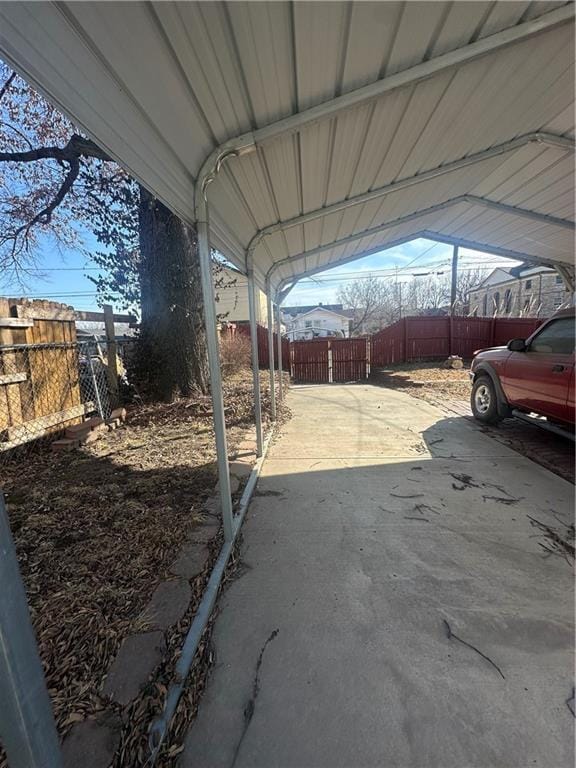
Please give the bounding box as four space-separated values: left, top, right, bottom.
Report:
0 1 574 293
1 4 575 761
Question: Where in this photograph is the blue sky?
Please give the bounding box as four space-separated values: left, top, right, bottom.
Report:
1 234 519 312
287 238 520 306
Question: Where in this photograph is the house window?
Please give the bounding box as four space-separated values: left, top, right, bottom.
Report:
305 320 313 328
482 294 488 315
555 275 563 285
525 279 532 289
523 298 531 312
504 289 512 313
493 291 500 310
553 294 563 309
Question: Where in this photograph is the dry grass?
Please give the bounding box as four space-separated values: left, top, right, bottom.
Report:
0 369 289 767
372 362 471 404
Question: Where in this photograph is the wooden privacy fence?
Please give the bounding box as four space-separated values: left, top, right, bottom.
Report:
291 337 370 383
229 322 291 371
370 315 545 367
0 299 89 450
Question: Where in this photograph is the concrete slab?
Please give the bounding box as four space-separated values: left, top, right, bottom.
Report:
170 541 210 579
139 578 191 630
62 714 121 768
102 631 164 706
183 385 574 768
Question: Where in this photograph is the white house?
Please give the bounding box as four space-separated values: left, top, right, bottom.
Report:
283 304 351 340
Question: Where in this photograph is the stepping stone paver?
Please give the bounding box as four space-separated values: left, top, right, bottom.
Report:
62 714 121 768
102 631 164 707
170 542 210 579
139 578 191 630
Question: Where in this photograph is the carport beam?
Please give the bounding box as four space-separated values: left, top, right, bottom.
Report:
197 201 234 542
276 301 283 401
0 494 63 768
247 272 264 457
266 290 276 420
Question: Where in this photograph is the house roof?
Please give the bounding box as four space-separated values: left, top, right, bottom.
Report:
471 263 559 291
0 3 573 293
282 303 344 317
289 306 351 321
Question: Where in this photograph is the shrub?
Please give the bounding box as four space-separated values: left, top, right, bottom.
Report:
220 332 252 376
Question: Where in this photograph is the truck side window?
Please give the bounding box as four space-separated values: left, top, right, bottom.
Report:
529 318 574 355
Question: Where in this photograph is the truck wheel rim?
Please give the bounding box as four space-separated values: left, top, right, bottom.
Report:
475 384 491 414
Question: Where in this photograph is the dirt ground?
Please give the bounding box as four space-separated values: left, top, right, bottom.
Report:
0 369 289 766
371 362 575 485
371 361 471 405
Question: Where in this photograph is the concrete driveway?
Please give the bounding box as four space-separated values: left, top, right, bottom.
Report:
183 384 574 768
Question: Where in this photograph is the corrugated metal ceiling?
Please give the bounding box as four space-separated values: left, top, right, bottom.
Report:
0 1 573 291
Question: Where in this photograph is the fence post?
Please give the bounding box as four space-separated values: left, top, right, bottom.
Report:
0 493 63 768
490 316 496 346
366 337 371 378
448 315 453 356
328 342 333 383
103 304 119 409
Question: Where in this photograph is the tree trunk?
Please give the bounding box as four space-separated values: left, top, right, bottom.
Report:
137 186 209 400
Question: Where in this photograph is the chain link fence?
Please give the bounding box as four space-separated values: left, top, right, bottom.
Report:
0 338 136 459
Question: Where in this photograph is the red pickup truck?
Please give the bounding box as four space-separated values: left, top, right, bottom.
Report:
470 307 575 429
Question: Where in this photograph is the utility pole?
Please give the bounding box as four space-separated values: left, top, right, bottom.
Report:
450 245 459 315
395 266 403 320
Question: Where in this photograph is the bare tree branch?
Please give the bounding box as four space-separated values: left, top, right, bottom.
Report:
0 133 110 163
1 158 80 261
0 70 16 102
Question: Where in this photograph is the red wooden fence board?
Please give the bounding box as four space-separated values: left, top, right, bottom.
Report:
235 323 290 370
291 339 329 383
227 316 545 382
331 338 369 382
371 315 545 366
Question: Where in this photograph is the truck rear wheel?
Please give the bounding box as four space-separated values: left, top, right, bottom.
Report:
471 376 501 424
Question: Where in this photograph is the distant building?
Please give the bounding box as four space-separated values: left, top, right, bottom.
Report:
214 266 269 326
282 303 352 339
467 265 572 318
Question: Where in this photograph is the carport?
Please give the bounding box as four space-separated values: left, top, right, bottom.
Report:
0 2 574 765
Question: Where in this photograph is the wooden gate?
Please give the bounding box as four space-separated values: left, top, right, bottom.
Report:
290 339 329 383
290 338 369 383
331 338 369 381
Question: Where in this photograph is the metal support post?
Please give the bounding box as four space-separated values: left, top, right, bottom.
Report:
0 493 63 768
266 289 276 420
450 245 459 315
276 301 283 401
197 199 234 542
247 271 264 457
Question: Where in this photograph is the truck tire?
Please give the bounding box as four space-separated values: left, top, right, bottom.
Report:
471 376 501 424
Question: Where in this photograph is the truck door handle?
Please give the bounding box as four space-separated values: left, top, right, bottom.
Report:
552 364 565 372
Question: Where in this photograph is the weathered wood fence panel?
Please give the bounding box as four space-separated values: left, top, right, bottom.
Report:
0 299 86 449
370 315 545 366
